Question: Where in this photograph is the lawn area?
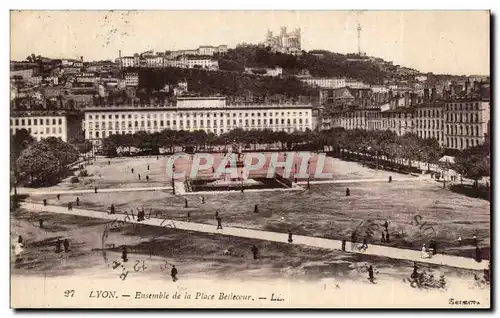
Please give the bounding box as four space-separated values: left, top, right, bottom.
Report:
11 209 485 287
27 176 490 260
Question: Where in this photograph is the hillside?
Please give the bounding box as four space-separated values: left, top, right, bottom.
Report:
216 44 412 84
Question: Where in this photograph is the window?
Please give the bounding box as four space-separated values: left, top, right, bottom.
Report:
89 115 93 120
14 119 19 125
21 119 25 125
58 127 62 134
34 119 38 125
115 115 119 119
46 119 50 125
28 119 31 125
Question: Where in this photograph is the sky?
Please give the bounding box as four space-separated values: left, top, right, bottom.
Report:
10 10 490 75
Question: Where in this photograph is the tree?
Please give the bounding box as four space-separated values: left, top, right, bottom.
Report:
454 142 490 187
16 145 60 186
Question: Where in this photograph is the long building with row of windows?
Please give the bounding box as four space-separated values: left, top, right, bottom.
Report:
83 97 313 145
324 96 490 150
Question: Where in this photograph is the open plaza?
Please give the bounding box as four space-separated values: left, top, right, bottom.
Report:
11 151 490 303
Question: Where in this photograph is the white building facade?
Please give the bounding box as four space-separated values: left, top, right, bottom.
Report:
83 97 313 145
10 114 69 141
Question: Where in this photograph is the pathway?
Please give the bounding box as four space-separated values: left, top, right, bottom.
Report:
19 202 488 271
14 186 173 196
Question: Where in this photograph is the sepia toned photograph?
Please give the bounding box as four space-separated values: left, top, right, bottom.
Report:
9 10 491 309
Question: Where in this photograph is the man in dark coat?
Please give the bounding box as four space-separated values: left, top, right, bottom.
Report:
76 197 80 206
57 194 60 200
43 199 47 206
184 198 188 208
67 202 73 211
171 265 178 282
288 230 293 243
216 216 223 230
360 236 369 250
251 245 259 260
131 168 134 174
254 204 259 213
146 175 149 182
110 204 115 214
475 246 482 263
121 247 128 262
63 239 69 252
94 186 98 193
341 239 346 252
346 188 350 196
368 265 375 282
55 239 62 253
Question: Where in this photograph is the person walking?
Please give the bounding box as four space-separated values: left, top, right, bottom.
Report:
254 204 259 213
201 196 205 204
131 168 134 174
288 230 293 243
57 194 60 200
346 188 350 196
43 199 47 206
147 165 150 171
187 211 191 222
388 176 392 183
360 236 369 250
108 160 111 165
110 204 115 215
381 231 386 243
76 197 80 206
383 220 389 232
67 202 73 211
171 265 178 282
55 239 62 253
475 246 482 263
251 245 259 260
18 235 23 244
184 198 188 208
121 247 128 263
138 174 141 180
367 265 375 282
146 175 149 182
216 216 223 230
341 239 346 252
94 186 98 193
63 239 69 252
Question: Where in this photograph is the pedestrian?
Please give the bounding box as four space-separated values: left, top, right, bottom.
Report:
63 239 69 252
411 262 419 279
388 176 392 183
215 211 219 219
341 239 346 252
67 202 73 211
121 247 128 263
381 231 386 243
146 175 149 182
421 244 429 258
432 239 437 255
288 230 293 243
18 235 23 244
76 197 80 206
251 245 259 260
383 220 389 231
350 231 357 250
241 188 244 193
307 179 311 190
475 246 482 263
39 219 44 228
346 188 350 196
360 236 368 250
131 168 134 174
201 196 205 204
385 230 390 243
156 156 159 160
254 204 259 213
94 186 98 193
367 265 375 282
216 216 223 230
138 174 141 180
57 194 60 200
171 265 178 282
147 165 150 171
110 204 115 214
43 199 47 206
458 236 463 245
187 211 191 222
55 239 62 253
473 234 478 246
108 160 110 165
184 198 188 208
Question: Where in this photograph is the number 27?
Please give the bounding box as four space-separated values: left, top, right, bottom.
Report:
64 290 75 298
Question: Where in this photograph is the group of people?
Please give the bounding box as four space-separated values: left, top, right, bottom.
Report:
55 238 70 253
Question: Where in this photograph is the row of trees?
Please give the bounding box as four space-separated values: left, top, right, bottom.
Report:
12 130 81 187
101 127 446 172
454 139 490 186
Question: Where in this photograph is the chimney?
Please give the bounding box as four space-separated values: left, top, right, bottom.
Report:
424 88 429 101
431 87 436 101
